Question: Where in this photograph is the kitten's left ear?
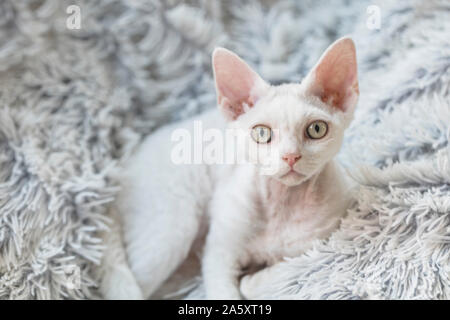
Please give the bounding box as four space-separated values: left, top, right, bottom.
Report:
303 37 359 113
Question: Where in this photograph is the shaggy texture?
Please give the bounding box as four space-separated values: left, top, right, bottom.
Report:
0 0 448 299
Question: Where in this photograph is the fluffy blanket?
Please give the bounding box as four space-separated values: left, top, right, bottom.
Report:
0 0 448 299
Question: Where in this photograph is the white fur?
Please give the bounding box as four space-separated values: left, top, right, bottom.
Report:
100 37 359 299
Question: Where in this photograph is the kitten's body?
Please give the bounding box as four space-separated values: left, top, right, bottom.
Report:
99 38 359 299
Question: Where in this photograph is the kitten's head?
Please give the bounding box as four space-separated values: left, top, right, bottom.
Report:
212 37 359 186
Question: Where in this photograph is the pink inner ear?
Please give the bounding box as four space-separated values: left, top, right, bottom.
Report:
213 48 267 120
307 38 359 112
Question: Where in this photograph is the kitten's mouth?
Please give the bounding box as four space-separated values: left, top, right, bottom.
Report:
278 169 306 186
281 169 303 179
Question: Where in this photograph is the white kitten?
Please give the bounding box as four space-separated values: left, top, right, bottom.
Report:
99 37 359 300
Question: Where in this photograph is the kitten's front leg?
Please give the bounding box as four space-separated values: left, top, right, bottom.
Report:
202 186 255 299
202 234 243 299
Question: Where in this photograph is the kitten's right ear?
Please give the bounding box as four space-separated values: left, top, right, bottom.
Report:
212 48 269 121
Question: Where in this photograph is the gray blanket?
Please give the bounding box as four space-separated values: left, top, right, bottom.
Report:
0 0 448 299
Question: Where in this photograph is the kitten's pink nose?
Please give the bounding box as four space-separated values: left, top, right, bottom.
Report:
282 153 301 167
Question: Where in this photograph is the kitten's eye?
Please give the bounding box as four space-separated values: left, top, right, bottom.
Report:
306 121 328 139
251 125 272 144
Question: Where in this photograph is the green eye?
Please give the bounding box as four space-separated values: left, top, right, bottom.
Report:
251 125 272 144
306 121 328 139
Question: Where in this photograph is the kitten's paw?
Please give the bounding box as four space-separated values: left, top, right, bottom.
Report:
240 269 272 300
240 274 258 300
100 266 144 300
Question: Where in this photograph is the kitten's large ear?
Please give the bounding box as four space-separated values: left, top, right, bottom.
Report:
303 37 359 113
212 48 269 120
